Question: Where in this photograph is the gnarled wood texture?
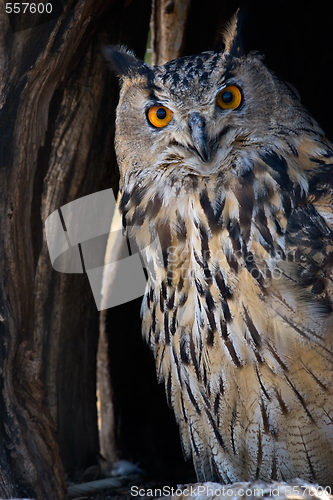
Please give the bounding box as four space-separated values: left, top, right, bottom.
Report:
0 0 150 497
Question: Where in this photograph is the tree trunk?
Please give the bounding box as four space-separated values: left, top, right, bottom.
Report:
151 0 191 66
0 0 151 497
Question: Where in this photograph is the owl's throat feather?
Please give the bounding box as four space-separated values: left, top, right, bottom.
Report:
121 150 307 305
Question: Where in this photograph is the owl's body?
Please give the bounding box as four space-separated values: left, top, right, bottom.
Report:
104 22 333 485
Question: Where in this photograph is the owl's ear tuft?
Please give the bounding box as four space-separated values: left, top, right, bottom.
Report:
222 9 247 57
102 45 150 78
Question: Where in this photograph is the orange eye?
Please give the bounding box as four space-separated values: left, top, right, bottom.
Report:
147 106 173 128
216 85 242 110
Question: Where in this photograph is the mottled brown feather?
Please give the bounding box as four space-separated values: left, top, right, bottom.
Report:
109 29 333 486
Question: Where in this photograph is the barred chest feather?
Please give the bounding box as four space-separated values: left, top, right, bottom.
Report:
119 148 333 485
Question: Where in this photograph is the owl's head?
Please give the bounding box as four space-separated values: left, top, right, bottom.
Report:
103 16 309 189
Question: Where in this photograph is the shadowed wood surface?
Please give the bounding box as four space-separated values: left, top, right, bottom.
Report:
0 0 150 497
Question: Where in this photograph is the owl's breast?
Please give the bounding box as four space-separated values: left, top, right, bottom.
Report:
136 183 333 483
120 143 333 360
119 154 333 484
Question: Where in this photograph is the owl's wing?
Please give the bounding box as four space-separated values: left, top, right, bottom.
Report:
283 137 333 308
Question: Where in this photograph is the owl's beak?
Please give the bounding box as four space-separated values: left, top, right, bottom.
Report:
188 113 211 163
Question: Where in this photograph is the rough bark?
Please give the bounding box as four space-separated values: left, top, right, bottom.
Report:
151 0 191 66
0 0 151 497
97 310 118 472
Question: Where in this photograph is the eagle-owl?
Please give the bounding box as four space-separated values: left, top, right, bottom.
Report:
103 15 333 486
